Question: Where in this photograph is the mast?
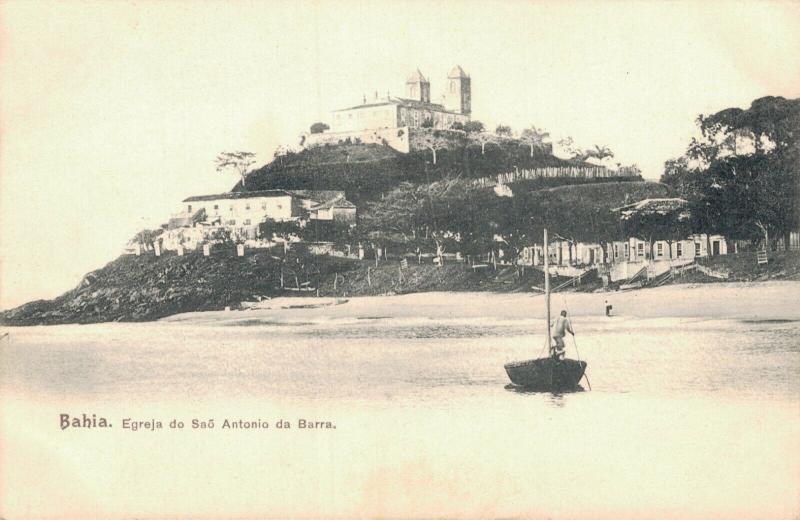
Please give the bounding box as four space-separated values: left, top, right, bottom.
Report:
544 228 551 353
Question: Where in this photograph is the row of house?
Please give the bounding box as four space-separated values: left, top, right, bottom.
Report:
516 234 729 282
519 234 727 266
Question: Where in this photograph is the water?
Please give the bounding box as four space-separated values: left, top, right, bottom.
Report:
1 290 799 518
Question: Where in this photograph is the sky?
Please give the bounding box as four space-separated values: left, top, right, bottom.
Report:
1 0 799 309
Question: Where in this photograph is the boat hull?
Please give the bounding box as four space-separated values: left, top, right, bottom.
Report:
504 357 587 391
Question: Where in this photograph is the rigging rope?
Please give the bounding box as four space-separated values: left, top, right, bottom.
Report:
561 293 582 362
561 292 592 390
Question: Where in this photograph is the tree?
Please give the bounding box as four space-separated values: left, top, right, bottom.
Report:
619 201 691 259
450 122 465 131
519 126 551 157
495 124 513 137
703 154 796 248
463 121 485 133
584 145 614 161
660 96 800 250
415 130 455 164
470 131 501 155
310 122 329 134
216 151 257 190
361 182 426 241
557 136 585 162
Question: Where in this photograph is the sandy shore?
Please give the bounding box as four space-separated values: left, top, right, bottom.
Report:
163 280 800 324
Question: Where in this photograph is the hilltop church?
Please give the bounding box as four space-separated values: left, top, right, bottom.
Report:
329 66 472 133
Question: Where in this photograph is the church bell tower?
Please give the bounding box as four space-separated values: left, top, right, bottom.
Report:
443 65 471 115
405 69 430 103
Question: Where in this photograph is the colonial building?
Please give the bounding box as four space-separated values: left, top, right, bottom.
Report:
170 190 356 234
329 66 472 133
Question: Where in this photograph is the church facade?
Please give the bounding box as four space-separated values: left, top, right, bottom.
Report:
329 66 472 133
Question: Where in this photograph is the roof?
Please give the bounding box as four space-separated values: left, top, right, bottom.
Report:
311 195 357 210
406 68 428 83
182 189 354 205
332 95 463 115
613 198 689 216
288 190 346 202
332 101 396 112
448 65 469 78
183 190 291 202
393 97 447 111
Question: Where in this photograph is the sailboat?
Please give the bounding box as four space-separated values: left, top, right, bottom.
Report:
504 228 587 391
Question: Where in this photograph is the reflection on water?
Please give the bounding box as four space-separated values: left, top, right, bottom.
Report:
504 383 587 401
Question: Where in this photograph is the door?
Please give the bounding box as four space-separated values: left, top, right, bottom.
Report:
712 240 720 256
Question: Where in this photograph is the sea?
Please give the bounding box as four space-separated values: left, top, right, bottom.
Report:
1 290 799 519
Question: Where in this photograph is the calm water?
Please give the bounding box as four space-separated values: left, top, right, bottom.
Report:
1 299 799 518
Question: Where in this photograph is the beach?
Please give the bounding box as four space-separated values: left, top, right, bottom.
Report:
1 281 799 519
164 280 800 324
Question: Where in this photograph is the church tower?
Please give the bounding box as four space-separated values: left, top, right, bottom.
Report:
405 69 430 103
443 65 471 115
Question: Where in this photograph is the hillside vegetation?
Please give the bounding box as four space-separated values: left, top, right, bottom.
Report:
238 142 582 203
0 248 560 325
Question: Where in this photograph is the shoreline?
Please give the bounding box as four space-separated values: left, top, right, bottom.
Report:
162 280 800 325
3 279 799 327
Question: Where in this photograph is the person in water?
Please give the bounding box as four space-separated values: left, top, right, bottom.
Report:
552 310 574 359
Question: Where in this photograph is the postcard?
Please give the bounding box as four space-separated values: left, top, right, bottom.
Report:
1 1 799 518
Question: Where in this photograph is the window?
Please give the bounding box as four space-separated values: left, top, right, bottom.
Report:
637 243 644 254
676 243 683 257
624 244 629 257
187 205 192 213
277 204 282 209
228 219 236 225
657 243 663 256
613 244 619 257
213 205 219 210
244 219 251 225
695 242 701 256
245 203 250 210
261 203 267 210
229 206 234 211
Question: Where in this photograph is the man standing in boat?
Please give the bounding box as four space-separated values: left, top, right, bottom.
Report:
551 310 574 359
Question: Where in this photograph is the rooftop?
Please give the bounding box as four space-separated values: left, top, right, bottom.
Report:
183 190 350 205
448 65 469 78
311 195 357 210
183 190 292 202
406 68 429 83
333 96 458 114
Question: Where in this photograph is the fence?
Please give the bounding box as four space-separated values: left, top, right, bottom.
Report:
471 166 640 188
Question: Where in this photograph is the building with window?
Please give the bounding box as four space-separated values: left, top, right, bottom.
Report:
328 66 472 133
169 190 356 236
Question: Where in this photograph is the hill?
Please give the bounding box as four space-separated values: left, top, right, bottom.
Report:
238 141 589 204
0 247 555 325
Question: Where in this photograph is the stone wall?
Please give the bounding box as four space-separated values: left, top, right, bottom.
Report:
303 127 410 153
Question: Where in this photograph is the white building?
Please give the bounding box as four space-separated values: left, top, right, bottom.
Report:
169 190 356 237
